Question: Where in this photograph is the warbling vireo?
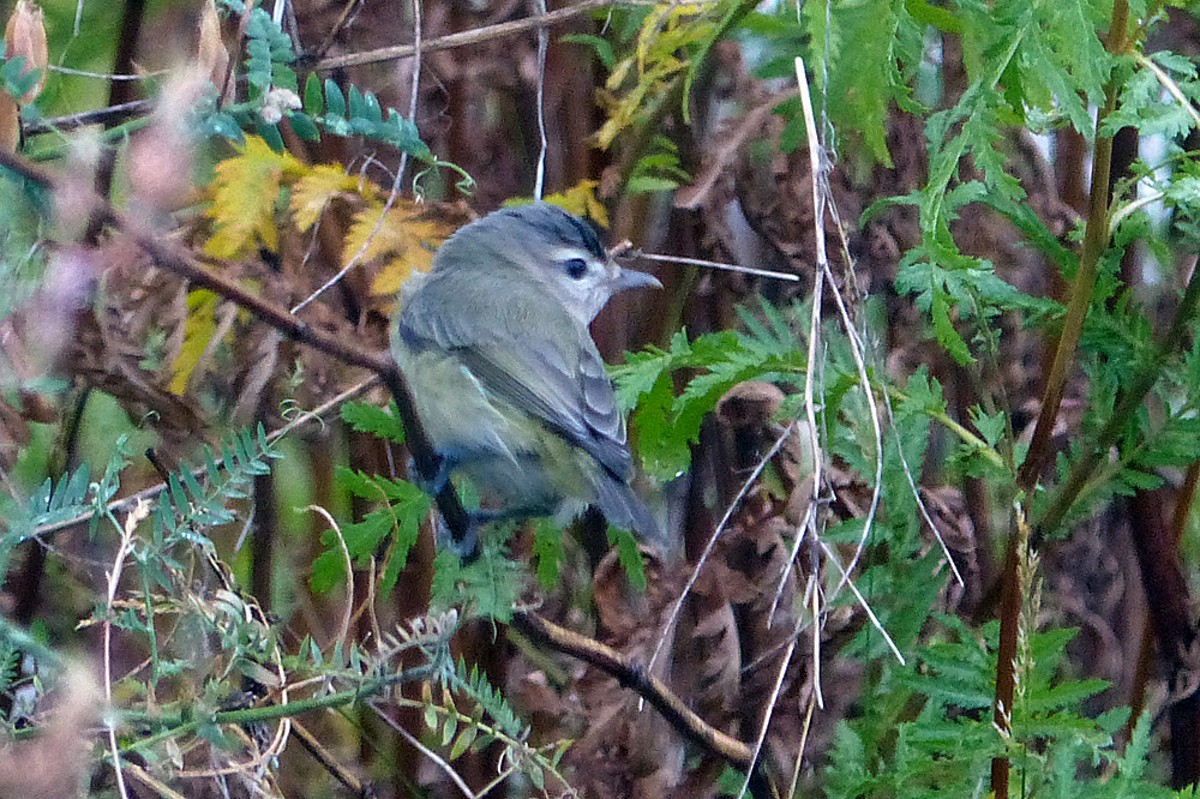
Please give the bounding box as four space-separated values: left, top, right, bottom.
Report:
392 203 663 552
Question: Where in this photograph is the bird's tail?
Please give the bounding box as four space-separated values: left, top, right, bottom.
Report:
594 475 667 550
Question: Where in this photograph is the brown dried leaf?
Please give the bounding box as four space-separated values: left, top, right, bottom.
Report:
197 0 233 104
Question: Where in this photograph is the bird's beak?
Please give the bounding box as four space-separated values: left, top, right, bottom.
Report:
612 267 662 293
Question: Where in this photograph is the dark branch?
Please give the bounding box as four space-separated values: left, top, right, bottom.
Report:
308 0 614 71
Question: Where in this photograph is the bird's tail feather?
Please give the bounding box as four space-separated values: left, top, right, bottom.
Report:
594 475 666 549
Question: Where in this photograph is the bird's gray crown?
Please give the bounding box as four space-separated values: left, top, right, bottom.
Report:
436 203 607 269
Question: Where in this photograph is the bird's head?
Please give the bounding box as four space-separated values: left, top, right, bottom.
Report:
434 203 661 324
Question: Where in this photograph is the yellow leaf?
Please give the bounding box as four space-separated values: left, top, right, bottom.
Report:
169 289 219 395
290 164 362 231
339 201 448 297
538 179 609 228
204 135 304 260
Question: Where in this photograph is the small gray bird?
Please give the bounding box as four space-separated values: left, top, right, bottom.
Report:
392 203 663 553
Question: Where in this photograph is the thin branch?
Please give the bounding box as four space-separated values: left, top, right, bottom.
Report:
289 720 370 796
371 703 475 799
311 0 617 71
509 611 757 771
103 500 149 799
630 250 801 283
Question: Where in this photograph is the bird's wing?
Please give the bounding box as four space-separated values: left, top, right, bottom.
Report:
456 339 631 480
397 297 631 480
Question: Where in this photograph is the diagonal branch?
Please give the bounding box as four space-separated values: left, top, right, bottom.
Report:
0 148 474 552
310 0 616 71
0 146 772 791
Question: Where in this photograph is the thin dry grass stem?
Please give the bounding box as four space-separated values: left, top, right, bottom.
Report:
124 762 189 799
533 0 549 201
475 764 520 798
303 505 355 656
798 56 888 603
785 688 818 799
232 502 257 553
880 387 966 585
735 626 800 799
371 701 476 798
366 555 383 645
796 56 828 711
174 722 283 780
835 193 971 578
103 499 149 799
291 173 406 313
767 500 814 626
642 422 798 699
31 376 379 540
48 65 162 81
632 250 801 282
315 0 365 59
820 540 904 663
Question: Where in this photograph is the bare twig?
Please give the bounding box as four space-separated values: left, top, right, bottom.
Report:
510 611 757 771
630 250 801 283
312 0 617 71
371 702 475 798
103 500 150 799
22 99 153 136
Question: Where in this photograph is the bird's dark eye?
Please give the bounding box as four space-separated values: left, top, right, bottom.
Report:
563 258 589 280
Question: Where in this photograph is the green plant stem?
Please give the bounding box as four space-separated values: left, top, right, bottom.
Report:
121 665 436 755
996 6 1131 797
883 385 1006 470
1017 4 1130 493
